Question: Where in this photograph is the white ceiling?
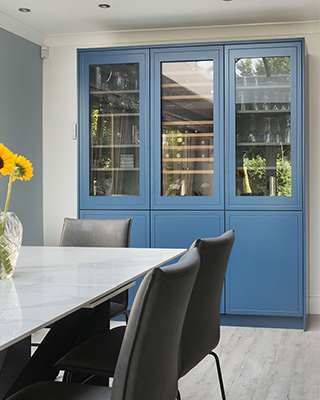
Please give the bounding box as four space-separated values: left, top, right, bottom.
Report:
0 0 319 38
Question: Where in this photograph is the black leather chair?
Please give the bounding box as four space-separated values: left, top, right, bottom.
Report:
60 217 133 321
177 229 235 400
7 248 200 400
56 231 235 398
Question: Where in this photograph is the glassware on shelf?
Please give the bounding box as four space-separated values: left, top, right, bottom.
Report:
275 118 282 143
89 62 140 197
253 94 260 111
262 93 271 110
235 55 292 198
284 115 291 143
248 115 257 142
264 117 273 143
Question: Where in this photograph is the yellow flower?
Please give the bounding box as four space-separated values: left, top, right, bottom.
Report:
12 155 33 181
0 143 15 176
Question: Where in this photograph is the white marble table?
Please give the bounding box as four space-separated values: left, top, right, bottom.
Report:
0 245 185 398
0 246 185 351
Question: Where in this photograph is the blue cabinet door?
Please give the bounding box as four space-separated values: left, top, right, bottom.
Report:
151 46 224 210
151 211 226 312
226 211 303 316
78 48 150 210
225 41 304 210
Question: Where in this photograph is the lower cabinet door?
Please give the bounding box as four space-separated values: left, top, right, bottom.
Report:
151 210 226 312
79 209 150 310
226 211 303 316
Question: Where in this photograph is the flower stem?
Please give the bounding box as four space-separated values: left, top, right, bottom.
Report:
3 173 13 230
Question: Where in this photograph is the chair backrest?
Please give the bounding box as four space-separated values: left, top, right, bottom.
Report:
59 218 132 248
111 248 200 400
178 230 235 378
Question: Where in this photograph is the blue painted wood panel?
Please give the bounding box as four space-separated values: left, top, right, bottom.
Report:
151 46 224 210
78 48 150 210
226 211 303 316
225 42 303 210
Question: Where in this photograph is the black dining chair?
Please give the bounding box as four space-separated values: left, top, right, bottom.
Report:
177 229 235 400
60 217 133 322
6 248 200 400
55 230 235 398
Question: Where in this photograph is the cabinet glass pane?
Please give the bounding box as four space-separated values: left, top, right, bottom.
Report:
161 61 214 197
89 63 140 196
235 57 291 197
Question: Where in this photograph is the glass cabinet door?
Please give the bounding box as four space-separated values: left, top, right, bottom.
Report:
79 49 149 209
151 47 224 209
90 63 140 197
226 43 303 210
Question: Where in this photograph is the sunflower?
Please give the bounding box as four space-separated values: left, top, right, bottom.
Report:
0 143 15 176
12 155 34 181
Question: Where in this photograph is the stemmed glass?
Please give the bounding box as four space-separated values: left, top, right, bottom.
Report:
248 115 257 142
264 117 273 143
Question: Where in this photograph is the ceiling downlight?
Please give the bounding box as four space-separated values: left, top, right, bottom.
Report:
18 7 31 13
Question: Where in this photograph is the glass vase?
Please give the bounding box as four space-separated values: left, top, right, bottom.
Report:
0 212 23 280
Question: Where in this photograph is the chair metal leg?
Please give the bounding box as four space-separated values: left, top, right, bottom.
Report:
210 351 226 400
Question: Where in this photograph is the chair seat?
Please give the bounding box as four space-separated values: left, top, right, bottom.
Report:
56 326 126 377
7 381 111 400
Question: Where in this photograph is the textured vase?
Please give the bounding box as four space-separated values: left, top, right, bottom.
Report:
0 212 23 280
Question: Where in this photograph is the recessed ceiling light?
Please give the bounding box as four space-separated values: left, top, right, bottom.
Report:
222 0 232 2
98 4 111 8
18 7 31 12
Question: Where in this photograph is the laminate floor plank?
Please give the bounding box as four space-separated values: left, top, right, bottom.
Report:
179 316 320 400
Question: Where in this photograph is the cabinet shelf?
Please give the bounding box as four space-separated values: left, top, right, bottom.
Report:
162 133 213 138
162 120 213 126
91 168 140 172
97 113 139 117
162 170 213 175
91 144 139 148
236 166 279 171
236 85 290 90
162 157 213 162
237 142 291 146
237 109 290 114
162 95 212 100
162 145 212 150
90 89 139 95
162 82 212 88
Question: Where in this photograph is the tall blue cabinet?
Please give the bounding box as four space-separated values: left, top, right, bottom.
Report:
78 38 306 328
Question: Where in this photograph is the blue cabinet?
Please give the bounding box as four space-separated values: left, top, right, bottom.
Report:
226 211 303 316
78 39 306 328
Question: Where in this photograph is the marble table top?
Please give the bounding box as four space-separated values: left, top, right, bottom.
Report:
0 246 185 351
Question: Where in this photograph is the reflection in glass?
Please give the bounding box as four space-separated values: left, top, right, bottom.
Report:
89 63 140 196
235 56 292 197
161 61 214 196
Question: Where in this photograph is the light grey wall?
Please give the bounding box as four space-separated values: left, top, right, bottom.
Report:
0 28 43 245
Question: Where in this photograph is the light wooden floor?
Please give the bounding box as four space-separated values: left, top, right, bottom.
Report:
33 316 320 399
179 315 320 400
